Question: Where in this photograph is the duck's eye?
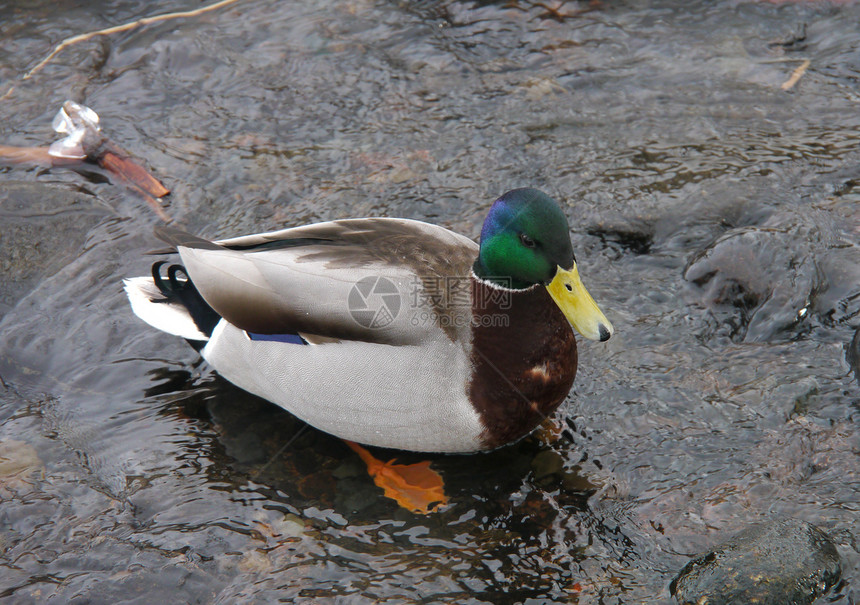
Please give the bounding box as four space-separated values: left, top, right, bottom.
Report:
520 233 536 248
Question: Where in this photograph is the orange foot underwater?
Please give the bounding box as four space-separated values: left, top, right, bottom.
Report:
345 441 447 514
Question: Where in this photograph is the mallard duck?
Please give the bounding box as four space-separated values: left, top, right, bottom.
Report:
124 188 613 455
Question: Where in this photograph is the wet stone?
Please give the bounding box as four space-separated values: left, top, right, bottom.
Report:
670 518 842 605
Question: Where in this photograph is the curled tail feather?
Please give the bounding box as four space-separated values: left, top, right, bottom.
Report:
124 262 221 344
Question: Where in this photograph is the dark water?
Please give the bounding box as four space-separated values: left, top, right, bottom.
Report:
0 0 858 602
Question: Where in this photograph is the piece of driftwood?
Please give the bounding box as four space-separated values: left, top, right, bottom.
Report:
0 101 171 221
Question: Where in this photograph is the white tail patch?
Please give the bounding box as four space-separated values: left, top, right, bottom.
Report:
123 277 210 341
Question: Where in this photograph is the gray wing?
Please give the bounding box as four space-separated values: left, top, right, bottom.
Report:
155 218 478 345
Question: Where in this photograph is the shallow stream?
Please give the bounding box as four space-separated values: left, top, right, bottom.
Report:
0 0 858 602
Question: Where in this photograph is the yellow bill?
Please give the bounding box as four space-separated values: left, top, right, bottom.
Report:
546 264 613 341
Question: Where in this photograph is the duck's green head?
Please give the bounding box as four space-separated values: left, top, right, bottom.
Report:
474 188 614 341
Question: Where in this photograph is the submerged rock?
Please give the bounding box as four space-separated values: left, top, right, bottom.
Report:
848 326 860 386
0 439 43 489
683 224 817 343
0 181 104 319
670 518 841 605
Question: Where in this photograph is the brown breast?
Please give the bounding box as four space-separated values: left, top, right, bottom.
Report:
468 277 578 449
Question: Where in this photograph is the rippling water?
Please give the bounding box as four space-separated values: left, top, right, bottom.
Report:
0 0 858 602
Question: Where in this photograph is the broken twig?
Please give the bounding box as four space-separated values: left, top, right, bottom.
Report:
1 0 241 101
781 59 811 91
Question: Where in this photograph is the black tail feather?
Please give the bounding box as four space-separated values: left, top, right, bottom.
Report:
151 261 221 345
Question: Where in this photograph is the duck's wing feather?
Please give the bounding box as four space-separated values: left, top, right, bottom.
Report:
154 218 478 345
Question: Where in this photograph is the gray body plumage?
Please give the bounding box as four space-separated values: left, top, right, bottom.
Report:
125 218 488 452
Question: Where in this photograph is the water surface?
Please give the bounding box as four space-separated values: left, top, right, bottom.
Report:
0 0 858 602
